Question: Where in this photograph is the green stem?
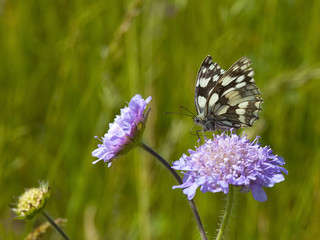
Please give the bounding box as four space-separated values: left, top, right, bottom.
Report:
42 211 69 240
140 142 208 240
216 185 235 240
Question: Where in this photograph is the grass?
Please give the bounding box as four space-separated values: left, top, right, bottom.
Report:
1 0 320 239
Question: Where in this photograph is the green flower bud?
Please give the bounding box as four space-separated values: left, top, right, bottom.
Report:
11 181 50 219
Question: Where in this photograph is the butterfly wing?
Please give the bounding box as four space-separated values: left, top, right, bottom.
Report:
194 56 225 116
205 56 263 130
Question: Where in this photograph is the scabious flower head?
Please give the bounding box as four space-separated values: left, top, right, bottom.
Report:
172 132 288 202
92 94 152 166
10 181 50 219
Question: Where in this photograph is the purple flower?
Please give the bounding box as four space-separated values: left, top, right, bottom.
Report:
92 94 152 166
172 132 288 202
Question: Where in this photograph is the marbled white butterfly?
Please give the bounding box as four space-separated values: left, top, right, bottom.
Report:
194 55 263 132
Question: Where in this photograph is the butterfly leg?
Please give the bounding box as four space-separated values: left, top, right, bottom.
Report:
202 130 209 140
196 130 202 142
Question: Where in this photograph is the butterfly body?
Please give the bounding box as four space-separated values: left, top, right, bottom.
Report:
194 113 231 132
194 56 263 132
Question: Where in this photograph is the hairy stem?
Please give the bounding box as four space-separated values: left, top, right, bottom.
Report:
216 185 235 240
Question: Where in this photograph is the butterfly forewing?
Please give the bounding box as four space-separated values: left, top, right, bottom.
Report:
194 56 225 116
194 56 263 132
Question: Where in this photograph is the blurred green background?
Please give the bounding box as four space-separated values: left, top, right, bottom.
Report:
1 0 320 239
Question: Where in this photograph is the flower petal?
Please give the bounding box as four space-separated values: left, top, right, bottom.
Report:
250 184 268 202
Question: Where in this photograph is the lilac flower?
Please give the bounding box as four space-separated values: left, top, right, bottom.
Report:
92 94 152 166
172 132 288 202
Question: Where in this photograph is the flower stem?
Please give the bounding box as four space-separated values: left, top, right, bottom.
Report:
216 185 235 240
42 211 69 240
140 142 208 240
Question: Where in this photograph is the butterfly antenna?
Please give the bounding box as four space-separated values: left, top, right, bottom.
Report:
179 106 196 118
163 111 194 118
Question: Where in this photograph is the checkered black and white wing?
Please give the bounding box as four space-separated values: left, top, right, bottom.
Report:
194 56 225 116
193 55 263 132
206 56 263 130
